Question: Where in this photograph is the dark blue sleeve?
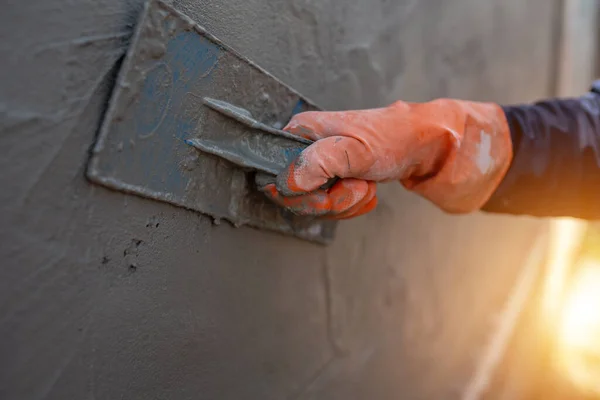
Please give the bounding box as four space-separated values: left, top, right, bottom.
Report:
482 81 600 219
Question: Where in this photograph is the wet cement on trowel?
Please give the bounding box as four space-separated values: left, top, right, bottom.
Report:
187 97 309 175
1 0 554 399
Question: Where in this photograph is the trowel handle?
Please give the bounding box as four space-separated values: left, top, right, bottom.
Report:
198 97 340 191
186 137 338 191
255 173 338 193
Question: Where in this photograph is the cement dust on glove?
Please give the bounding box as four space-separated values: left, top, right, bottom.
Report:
259 98 513 219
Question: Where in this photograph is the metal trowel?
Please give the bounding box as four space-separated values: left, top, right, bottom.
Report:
87 0 337 244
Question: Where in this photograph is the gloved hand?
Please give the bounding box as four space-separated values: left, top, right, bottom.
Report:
260 99 513 219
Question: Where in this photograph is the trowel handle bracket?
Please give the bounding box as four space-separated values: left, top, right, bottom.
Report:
187 97 338 190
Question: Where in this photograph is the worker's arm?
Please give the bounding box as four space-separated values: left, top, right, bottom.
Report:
261 82 600 219
483 82 600 218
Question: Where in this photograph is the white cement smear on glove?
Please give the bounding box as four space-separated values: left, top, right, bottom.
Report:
475 130 493 174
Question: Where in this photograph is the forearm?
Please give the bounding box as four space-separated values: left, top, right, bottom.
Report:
483 82 600 219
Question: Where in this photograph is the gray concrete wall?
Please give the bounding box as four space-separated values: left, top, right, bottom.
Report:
1 0 555 399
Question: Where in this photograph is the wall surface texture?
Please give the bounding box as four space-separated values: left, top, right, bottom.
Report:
1 0 556 399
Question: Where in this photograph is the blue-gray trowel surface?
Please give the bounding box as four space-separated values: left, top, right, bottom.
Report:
87 0 336 244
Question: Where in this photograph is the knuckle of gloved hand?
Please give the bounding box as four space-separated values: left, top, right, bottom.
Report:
287 111 351 138
276 148 331 196
388 99 411 113
285 112 323 138
275 156 307 196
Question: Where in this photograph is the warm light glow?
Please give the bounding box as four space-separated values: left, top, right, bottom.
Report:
556 258 600 394
543 219 586 324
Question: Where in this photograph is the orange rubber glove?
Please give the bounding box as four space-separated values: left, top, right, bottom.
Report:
260 99 513 219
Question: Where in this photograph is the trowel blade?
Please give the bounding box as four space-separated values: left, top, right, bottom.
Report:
86 0 336 244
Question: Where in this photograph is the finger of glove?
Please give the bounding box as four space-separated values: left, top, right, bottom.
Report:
284 110 366 140
260 183 331 216
326 181 377 220
261 179 370 217
276 136 374 196
335 196 378 220
326 179 372 215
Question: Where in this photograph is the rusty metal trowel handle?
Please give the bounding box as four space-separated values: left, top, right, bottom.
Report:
186 98 339 190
